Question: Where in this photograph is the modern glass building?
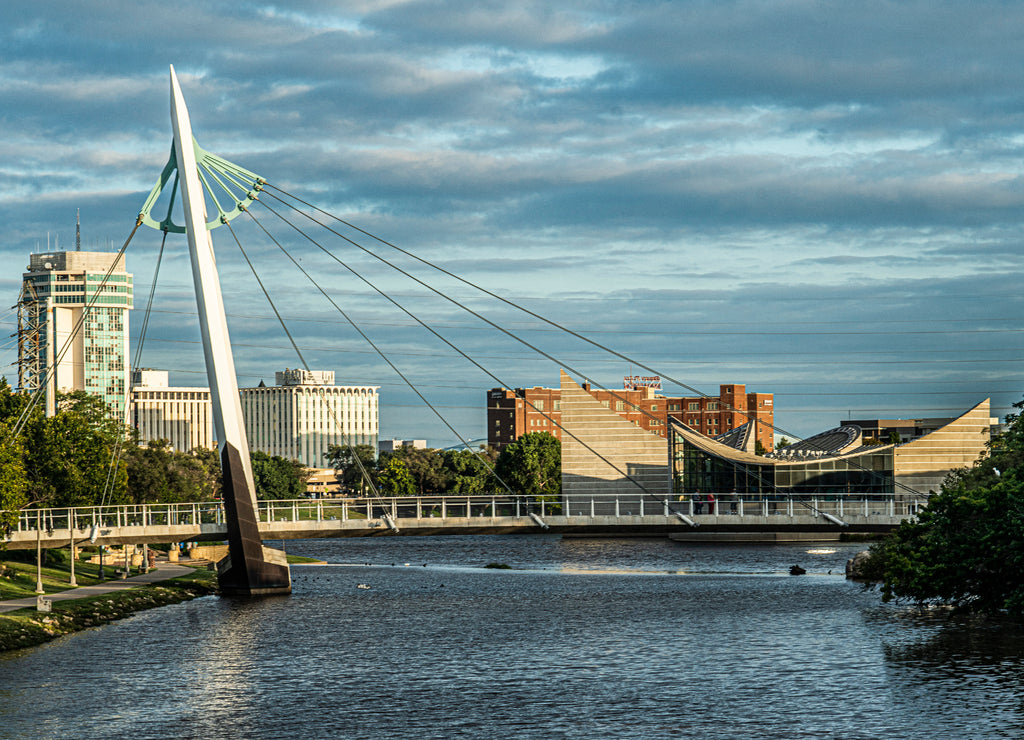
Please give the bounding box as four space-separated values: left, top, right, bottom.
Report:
18 251 133 420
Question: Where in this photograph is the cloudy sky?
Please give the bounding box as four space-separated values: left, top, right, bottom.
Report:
2 1 1023 446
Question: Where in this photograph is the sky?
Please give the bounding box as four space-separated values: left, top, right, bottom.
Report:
2 0 1023 447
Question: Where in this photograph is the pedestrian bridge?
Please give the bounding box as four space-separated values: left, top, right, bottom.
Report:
3 493 913 550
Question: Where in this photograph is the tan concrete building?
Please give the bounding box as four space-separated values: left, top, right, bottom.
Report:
560 371 670 513
557 367 993 502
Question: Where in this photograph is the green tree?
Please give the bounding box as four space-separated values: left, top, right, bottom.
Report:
442 446 500 493
775 437 793 450
326 444 377 495
22 391 129 507
494 432 560 499
0 420 28 538
382 446 449 494
378 456 416 497
250 450 309 500
866 397 1024 616
124 440 223 504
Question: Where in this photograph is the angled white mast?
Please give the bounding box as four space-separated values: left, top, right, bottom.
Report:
168 65 289 595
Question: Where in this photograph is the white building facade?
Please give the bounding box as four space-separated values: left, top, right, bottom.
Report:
131 369 215 452
18 251 133 420
241 369 379 468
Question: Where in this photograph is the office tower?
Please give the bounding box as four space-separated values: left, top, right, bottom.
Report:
17 250 134 419
241 368 379 469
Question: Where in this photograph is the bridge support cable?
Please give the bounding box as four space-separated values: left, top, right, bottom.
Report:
252 196 743 511
258 186 913 500
244 205 669 508
260 183 917 495
223 220 384 503
246 204 651 501
99 225 174 510
4 219 143 448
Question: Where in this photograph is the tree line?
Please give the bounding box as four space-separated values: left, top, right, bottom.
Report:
0 380 308 532
325 431 561 498
865 396 1024 618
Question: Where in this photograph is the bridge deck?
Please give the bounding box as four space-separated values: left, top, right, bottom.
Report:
4 494 912 550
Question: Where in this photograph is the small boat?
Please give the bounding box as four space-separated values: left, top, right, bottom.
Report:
789 564 807 576
356 583 371 589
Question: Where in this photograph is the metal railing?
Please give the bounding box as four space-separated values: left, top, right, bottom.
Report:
9 492 914 534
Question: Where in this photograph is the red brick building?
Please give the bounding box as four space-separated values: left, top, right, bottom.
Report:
487 382 774 451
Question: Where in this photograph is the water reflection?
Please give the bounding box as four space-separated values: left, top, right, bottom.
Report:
1 538 1022 739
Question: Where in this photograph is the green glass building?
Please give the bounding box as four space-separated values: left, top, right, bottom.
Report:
18 251 134 420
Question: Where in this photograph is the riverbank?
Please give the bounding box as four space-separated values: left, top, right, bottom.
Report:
0 568 217 653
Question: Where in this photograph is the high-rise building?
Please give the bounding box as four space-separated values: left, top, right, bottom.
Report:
240 369 379 468
18 250 133 419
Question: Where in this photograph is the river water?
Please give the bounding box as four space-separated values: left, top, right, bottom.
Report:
2 536 1023 739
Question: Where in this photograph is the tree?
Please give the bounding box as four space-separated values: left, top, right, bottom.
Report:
325 444 377 496
378 456 415 497
866 397 1024 616
494 432 560 499
0 420 27 538
250 450 309 500
382 446 448 494
124 440 223 504
442 447 500 493
775 437 793 450
22 391 129 508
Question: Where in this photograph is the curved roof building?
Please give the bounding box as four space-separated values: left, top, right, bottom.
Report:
559 370 991 501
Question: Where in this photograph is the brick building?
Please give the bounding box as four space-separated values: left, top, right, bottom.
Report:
487 381 774 451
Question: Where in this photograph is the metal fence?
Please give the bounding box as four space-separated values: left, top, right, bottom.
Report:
10 492 913 534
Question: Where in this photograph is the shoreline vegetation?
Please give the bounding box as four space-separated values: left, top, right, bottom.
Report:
0 548 325 654
0 566 217 653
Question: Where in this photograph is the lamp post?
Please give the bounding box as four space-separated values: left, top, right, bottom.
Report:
34 521 44 594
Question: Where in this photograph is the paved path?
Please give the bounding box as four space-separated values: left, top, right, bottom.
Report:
0 562 199 614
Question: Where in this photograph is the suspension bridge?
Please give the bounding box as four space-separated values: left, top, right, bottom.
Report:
4 492 907 552
4 67 929 595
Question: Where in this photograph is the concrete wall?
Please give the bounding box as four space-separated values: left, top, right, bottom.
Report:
895 399 991 495
560 370 670 511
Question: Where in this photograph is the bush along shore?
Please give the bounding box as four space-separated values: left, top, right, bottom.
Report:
0 572 217 653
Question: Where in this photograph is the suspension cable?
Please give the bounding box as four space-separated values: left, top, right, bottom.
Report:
249 204 678 504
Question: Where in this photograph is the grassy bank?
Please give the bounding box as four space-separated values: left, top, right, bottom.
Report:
0 552 130 600
0 568 217 654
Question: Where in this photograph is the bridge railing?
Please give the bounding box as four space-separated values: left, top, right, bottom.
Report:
9 502 226 535
9 492 915 533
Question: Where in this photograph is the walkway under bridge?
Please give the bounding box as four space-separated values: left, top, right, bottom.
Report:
4 493 913 550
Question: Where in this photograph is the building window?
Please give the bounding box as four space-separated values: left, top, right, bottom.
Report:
650 404 658 411
708 402 718 410
616 401 625 411
688 402 699 411
553 401 561 411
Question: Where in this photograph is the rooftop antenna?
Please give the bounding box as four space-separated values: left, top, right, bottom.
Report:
75 209 81 251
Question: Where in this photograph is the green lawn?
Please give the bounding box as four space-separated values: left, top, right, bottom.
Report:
1 550 149 600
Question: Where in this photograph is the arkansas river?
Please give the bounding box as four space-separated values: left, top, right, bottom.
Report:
2 535 1023 739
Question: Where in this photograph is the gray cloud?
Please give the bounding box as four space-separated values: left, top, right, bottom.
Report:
1 0 1022 443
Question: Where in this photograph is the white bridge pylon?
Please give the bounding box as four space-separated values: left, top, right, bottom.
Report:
168 65 290 596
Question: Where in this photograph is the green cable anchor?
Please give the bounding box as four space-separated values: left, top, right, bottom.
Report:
138 137 265 233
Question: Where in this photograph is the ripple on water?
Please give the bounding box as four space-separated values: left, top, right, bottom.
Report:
0 537 1021 739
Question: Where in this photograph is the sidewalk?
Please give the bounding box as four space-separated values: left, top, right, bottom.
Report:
0 562 199 614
